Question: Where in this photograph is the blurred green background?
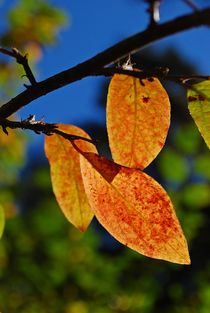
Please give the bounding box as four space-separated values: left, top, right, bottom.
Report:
0 1 210 312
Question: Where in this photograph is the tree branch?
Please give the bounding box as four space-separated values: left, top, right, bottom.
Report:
0 116 96 145
0 47 37 86
94 67 209 84
0 8 210 118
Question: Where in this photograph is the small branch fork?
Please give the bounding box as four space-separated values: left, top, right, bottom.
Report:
0 116 96 145
0 8 210 120
0 47 37 86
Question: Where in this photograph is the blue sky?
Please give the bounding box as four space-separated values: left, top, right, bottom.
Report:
1 0 210 132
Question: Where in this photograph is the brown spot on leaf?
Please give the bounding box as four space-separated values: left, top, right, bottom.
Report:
142 96 150 103
198 94 206 101
188 96 197 102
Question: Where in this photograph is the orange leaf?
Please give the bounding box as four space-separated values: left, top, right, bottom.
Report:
107 74 170 169
45 124 97 232
80 153 190 264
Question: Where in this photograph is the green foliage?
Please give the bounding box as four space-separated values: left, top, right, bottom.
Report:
0 205 4 238
0 162 208 312
155 120 210 244
0 130 26 184
0 0 67 101
157 148 189 183
182 183 210 209
2 0 68 47
173 123 201 154
194 152 210 180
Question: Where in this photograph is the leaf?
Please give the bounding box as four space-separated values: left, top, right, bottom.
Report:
45 124 97 232
187 80 210 149
107 73 171 169
0 205 5 239
80 153 190 264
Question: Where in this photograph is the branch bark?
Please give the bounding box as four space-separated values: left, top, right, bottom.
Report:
0 117 96 144
0 8 210 118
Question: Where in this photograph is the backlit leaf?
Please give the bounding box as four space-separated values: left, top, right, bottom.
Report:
80 153 190 264
45 124 97 232
0 205 5 239
107 73 170 169
187 81 210 148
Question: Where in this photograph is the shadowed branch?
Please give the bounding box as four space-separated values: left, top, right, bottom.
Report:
0 116 96 145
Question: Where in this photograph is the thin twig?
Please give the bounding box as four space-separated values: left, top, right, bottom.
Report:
0 8 210 118
0 47 15 58
53 129 97 145
146 0 162 27
0 116 96 145
0 47 37 86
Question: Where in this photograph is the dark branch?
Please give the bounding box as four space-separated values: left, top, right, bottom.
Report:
0 8 210 118
0 116 96 145
0 47 37 86
0 116 57 135
53 129 97 145
93 67 209 84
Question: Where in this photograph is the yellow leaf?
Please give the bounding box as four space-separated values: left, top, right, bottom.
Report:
45 124 97 232
187 81 210 148
107 73 171 169
80 153 190 264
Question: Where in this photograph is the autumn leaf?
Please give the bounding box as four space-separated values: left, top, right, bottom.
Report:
0 205 5 239
187 80 210 148
45 124 97 232
107 73 170 169
80 152 190 264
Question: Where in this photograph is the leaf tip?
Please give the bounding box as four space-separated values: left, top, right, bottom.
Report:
164 240 191 265
77 222 90 233
175 252 191 265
